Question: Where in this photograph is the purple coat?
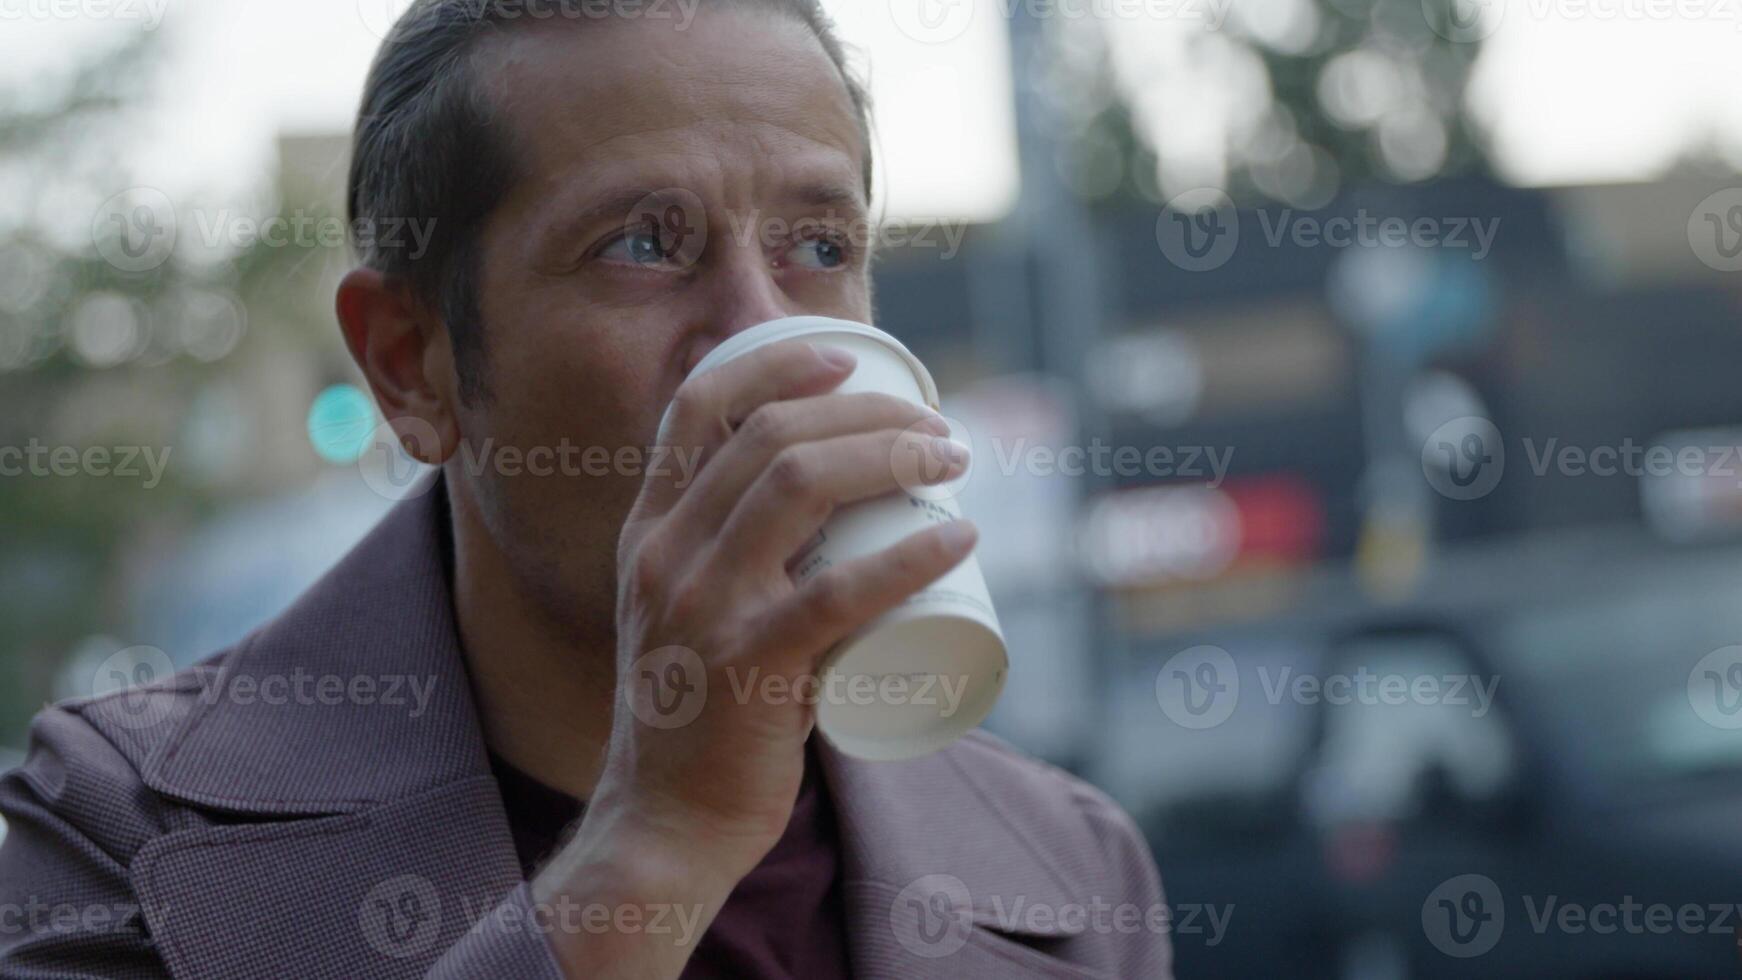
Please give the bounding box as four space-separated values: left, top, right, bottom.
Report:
0 483 1174 979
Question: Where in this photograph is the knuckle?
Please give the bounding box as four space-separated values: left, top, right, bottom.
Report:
627 534 672 595
768 447 818 496
804 573 853 622
739 403 792 451
869 392 922 419
668 374 720 429
665 572 709 625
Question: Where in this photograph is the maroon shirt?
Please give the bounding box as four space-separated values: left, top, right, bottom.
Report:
489 742 854 978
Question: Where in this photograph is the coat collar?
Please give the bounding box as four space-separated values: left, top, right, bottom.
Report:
141 476 490 814
140 475 1089 977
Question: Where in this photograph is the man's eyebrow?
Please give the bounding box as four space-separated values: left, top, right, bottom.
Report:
788 182 868 216
539 181 870 254
541 188 676 254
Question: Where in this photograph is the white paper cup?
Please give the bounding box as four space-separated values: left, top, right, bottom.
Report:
666 316 1008 761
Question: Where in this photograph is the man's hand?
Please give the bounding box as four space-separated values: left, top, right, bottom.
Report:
533 340 974 979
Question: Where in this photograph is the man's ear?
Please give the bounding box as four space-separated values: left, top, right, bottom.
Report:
335 267 462 466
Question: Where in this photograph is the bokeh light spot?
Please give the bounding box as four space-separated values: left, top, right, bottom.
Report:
306 384 378 464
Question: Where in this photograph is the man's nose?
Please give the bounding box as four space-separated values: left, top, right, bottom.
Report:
705 253 799 341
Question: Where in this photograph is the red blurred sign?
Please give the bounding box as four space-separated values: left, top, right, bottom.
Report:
1081 476 1325 588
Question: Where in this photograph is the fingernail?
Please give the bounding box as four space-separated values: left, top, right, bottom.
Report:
932 436 970 469
916 414 952 437
938 520 978 551
813 344 856 372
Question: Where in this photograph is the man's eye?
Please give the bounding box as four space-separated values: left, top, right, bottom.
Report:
787 235 850 271
599 226 676 267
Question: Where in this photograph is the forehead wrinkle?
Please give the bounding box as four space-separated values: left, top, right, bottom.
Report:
475 16 862 178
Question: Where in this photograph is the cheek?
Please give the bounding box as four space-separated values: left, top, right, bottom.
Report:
473 269 673 453
488 329 660 453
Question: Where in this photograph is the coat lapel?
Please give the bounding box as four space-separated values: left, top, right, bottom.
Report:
131 478 529 979
819 741 1114 979
126 474 1108 979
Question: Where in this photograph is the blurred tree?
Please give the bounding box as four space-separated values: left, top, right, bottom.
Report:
0 30 173 739
1039 0 1496 208
0 26 317 742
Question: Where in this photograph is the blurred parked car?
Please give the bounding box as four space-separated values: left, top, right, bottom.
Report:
1110 526 1742 979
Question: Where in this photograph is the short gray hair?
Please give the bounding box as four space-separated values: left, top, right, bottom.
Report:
346 0 873 402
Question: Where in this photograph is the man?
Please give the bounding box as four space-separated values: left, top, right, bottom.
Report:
0 1 1173 977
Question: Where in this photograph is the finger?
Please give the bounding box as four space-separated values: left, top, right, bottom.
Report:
640 340 856 516
751 520 979 676
710 428 969 573
667 392 949 540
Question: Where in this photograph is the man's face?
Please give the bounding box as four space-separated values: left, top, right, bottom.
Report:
454 7 872 633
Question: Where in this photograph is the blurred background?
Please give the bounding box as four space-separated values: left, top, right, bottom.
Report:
5 0 1742 975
